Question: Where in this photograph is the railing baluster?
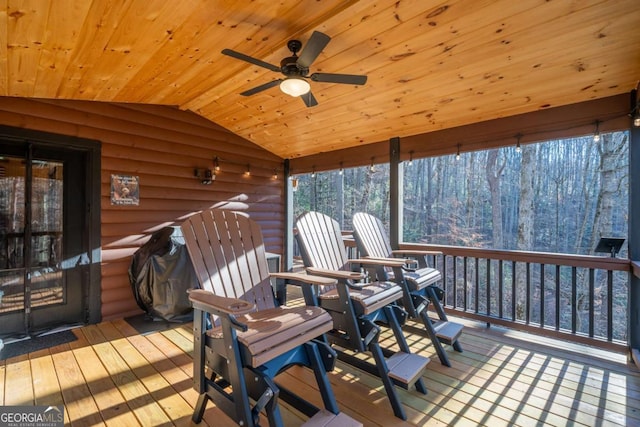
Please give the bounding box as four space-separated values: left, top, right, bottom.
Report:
526 262 531 325
589 268 595 338
475 257 480 314
607 270 613 341
486 258 491 317
555 265 561 331
540 264 545 328
452 255 458 309
499 260 504 319
511 260 516 321
571 267 577 334
463 256 468 312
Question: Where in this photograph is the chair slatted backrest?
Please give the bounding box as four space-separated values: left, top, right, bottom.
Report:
181 209 276 314
296 211 349 271
353 213 393 258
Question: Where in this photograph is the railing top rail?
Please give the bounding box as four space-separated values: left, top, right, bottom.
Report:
399 242 631 272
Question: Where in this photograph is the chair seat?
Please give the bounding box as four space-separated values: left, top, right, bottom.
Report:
391 267 442 292
319 281 403 315
208 305 333 367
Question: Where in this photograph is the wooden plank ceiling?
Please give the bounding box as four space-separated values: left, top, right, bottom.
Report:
2 0 639 159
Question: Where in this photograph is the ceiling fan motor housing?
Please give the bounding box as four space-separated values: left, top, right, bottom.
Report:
281 40 308 77
280 56 308 77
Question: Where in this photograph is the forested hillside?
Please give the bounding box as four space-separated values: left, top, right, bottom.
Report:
294 131 629 257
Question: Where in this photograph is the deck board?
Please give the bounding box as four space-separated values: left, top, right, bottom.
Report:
1 309 639 426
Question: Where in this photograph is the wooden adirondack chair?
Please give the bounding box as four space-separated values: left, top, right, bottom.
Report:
352 212 464 367
294 211 430 421
182 209 361 427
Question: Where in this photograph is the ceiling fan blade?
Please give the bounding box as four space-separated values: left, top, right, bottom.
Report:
297 31 331 68
240 79 282 96
301 91 318 107
222 49 281 73
310 72 367 85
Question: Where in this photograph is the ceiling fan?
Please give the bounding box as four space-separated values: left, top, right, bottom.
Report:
222 31 367 107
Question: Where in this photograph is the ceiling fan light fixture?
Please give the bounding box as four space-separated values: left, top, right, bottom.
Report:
280 77 310 97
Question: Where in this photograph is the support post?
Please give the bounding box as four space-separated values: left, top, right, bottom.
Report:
389 137 403 250
629 88 640 363
284 159 294 272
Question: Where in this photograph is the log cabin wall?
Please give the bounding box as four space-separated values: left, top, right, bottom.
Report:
0 96 284 320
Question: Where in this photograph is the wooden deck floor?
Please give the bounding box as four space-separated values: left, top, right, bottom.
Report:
1 312 639 426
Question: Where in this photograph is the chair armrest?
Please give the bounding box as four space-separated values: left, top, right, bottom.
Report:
350 257 407 268
270 271 338 286
391 249 443 257
305 267 364 281
188 289 255 316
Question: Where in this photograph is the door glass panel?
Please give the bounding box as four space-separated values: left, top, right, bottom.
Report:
30 160 64 309
0 156 25 314
0 157 64 315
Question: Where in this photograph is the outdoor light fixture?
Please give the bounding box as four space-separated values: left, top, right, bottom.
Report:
408 151 414 166
631 99 640 127
280 77 311 97
244 164 251 176
214 157 221 172
593 120 601 143
370 158 375 172
194 168 214 185
311 167 316 178
630 83 640 127
455 144 461 161
273 169 278 179
515 133 522 153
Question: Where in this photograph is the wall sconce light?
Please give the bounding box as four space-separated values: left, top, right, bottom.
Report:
194 168 214 185
214 157 221 172
455 144 461 161
339 162 344 175
369 158 375 172
311 167 316 178
244 164 251 176
408 151 414 166
593 120 601 142
273 169 278 179
515 133 522 153
630 84 640 127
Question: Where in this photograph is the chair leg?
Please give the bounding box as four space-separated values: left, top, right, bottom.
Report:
305 342 340 414
368 341 407 421
426 286 464 354
192 393 209 424
418 308 452 367
384 305 428 394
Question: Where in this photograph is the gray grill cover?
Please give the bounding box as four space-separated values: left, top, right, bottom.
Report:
129 226 198 321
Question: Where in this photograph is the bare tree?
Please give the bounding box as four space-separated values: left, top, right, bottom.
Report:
486 149 506 248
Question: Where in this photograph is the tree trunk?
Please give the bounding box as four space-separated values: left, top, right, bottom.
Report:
516 144 536 320
486 149 505 248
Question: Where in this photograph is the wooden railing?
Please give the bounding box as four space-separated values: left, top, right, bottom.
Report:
400 243 631 351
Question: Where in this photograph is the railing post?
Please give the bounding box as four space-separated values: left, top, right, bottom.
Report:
629 87 640 360
389 137 403 250
284 159 293 272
